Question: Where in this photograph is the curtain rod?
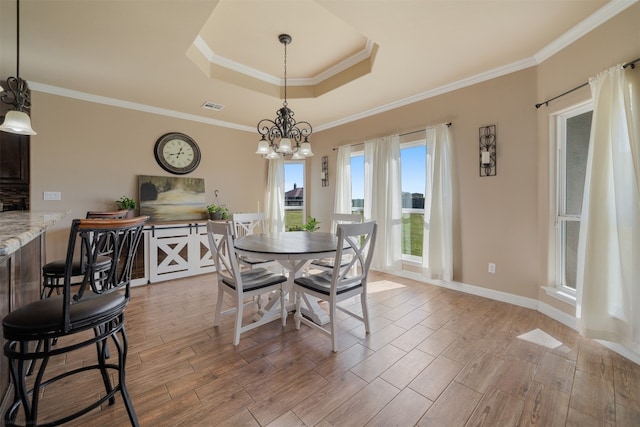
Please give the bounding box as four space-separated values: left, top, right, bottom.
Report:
332 122 452 151
535 57 640 109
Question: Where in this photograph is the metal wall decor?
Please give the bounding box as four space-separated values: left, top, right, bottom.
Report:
321 155 329 187
479 125 496 177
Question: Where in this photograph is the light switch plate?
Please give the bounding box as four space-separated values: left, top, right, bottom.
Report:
43 191 61 200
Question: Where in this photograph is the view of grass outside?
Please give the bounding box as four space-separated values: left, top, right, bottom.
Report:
285 209 303 230
402 212 424 257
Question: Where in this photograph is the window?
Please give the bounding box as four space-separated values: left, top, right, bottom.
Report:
555 103 592 291
400 141 427 262
284 161 305 230
350 139 428 262
350 152 364 215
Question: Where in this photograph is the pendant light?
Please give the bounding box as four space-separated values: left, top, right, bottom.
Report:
256 34 312 159
0 0 37 135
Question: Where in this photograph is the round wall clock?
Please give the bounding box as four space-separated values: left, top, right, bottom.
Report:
154 132 201 175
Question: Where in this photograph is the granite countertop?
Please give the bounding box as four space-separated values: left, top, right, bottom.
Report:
0 211 69 256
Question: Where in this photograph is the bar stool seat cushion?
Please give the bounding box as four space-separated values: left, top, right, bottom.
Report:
3 292 126 340
43 256 111 277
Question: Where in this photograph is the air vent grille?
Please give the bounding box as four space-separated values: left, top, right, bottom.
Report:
201 101 224 111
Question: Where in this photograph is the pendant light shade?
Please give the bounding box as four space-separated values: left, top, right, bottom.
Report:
0 110 36 135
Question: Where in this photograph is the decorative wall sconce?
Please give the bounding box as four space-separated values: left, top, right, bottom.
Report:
479 125 496 177
321 155 329 187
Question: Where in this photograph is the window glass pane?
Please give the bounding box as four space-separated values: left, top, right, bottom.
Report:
284 162 304 230
351 154 364 213
401 145 426 209
402 211 424 257
565 111 592 215
562 221 580 289
400 144 426 259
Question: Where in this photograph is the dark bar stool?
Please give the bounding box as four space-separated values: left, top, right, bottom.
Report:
2 216 148 426
41 210 129 298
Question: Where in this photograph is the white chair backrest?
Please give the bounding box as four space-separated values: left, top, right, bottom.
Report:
233 212 266 238
207 221 242 292
332 221 377 291
331 213 362 233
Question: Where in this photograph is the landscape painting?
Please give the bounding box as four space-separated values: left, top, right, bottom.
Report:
139 175 207 221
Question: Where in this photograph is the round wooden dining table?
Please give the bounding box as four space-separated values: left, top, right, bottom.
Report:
234 231 345 325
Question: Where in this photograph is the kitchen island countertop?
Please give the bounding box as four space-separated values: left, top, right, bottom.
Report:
0 211 68 256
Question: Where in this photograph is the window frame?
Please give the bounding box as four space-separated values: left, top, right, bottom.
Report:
548 100 593 301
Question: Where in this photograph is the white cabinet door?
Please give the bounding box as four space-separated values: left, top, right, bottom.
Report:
148 223 215 283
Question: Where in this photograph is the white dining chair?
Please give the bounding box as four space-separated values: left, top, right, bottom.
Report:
232 212 278 269
207 221 288 346
293 221 377 352
309 213 362 272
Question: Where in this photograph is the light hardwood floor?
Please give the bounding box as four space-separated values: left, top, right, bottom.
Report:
27 271 640 426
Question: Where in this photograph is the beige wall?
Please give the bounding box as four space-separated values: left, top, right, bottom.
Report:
309 68 539 299
535 3 640 315
30 93 266 261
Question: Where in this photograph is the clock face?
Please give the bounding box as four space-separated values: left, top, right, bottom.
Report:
154 132 201 175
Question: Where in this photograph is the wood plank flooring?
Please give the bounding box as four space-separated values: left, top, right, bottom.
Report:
26 271 640 426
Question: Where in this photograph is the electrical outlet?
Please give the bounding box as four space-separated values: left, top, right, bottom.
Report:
43 191 61 201
488 263 496 274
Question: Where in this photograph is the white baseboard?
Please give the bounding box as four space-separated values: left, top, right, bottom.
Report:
393 270 538 309
389 269 640 365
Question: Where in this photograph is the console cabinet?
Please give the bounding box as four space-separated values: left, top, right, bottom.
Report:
132 222 216 285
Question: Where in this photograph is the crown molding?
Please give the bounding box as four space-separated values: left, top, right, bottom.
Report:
534 0 639 64
29 82 255 133
195 36 376 87
315 57 537 131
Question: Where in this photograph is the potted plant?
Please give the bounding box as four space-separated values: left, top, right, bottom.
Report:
287 216 320 232
206 204 230 221
115 196 137 217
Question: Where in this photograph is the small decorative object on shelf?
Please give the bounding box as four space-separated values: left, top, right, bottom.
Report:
116 195 137 217
479 124 496 177
116 196 137 210
207 189 230 220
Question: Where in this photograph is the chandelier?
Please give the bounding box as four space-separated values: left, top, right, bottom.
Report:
256 34 313 160
0 0 36 135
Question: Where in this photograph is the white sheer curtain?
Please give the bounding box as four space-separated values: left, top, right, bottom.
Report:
576 65 640 353
364 135 402 271
334 145 352 214
264 157 285 233
423 124 454 281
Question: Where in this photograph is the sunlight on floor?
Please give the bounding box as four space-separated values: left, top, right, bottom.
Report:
367 280 407 294
517 328 563 349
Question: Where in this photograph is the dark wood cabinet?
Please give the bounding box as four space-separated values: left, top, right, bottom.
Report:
0 129 29 185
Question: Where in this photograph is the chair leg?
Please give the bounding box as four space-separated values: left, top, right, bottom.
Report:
213 285 224 327
5 340 51 426
113 323 140 427
330 299 338 352
361 293 370 334
233 297 243 346
280 289 287 326
294 290 302 330
95 325 115 405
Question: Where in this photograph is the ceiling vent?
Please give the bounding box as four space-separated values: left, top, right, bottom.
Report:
201 101 224 111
